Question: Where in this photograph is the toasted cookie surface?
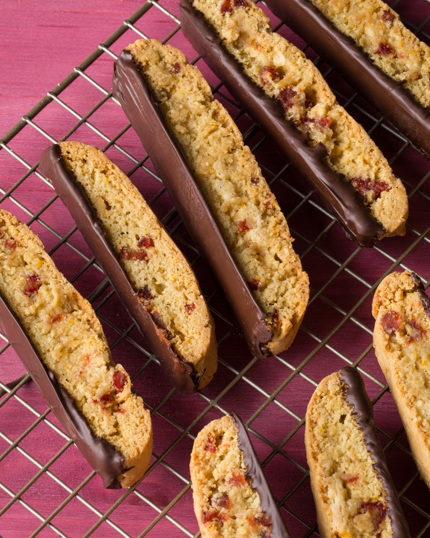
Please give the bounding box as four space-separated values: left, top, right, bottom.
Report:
190 0 408 238
57 141 217 389
127 39 309 355
0 209 152 488
305 368 409 537
373 271 430 488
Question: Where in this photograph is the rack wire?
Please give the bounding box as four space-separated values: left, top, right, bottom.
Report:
1 0 430 536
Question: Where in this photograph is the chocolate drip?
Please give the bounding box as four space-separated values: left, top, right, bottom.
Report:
231 413 291 538
339 367 410 537
112 51 272 359
264 0 430 158
39 145 202 394
410 272 430 318
179 0 385 247
0 295 124 489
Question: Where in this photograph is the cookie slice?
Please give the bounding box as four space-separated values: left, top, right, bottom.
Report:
306 367 409 538
183 0 408 240
191 414 291 537
0 210 152 488
373 271 430 488
115 39 309 357
40 142 217 393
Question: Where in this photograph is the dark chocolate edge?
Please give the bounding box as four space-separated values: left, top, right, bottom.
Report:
231 412 291 538
0 294 124 489
179 0 386 247
39 144 202 395
410 272 430 318
339 367 410 537
264 0 430 158
112 50 273 359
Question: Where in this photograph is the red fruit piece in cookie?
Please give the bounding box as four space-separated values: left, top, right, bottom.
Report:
381 311 402 335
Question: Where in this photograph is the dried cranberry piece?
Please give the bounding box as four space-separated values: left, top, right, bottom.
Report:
234 0 248 6
171 62 181 73
272 308 280 325
48 314 62 324
113 370 126 394
4 239 17 249
299 117 315 131
238 220 250 234
350 177 390 202
249 279 260 290
139 285 153 306
406 318 426 345
137 236 154 248
381 311 402 335
346 475 359 484
151 311 173 340
215 494 231 509
23 274 41 296
119 247 148 261
202 510 228 524
260 66 279 86
251 177 260 184
358 501 388 530
185 303 196 315
220 0 233 13
277 86 297 110
318 116 332 129
96 394 114 406
227 472 245 487
375 42 394 56
381 10 395 23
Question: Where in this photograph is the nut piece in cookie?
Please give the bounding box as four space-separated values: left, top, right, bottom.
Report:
373 271 430 490
305 367 409 538
190 414 291 537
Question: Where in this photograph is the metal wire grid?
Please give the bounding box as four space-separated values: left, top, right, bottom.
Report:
0 0 430 536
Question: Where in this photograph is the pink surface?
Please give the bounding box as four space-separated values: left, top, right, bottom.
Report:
1 0 430 537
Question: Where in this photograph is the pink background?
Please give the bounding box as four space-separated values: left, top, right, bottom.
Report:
1 1 430 537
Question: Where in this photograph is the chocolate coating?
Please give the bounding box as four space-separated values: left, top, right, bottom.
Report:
179 0 385 247
264 0 430 158
339 367 410 537
410 272 430 318
39 144 202 395
231 413 291 538
0 294 124 489
112 50 273 359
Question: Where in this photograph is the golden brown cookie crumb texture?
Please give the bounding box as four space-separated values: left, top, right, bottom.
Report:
58 141 217 389
306 372 393 538
127 39 310 355
0 210 152 488
191 0 408 238
190 415 273 537
373 271 430 489
308 0 430 110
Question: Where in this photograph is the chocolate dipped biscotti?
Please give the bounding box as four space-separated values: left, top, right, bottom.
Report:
39 142 217 394
0 210 152 488
373 271 430 489
190 413 291 537
306 367 409 538
264 0 430 157
180 0 409 247
113 40 309 358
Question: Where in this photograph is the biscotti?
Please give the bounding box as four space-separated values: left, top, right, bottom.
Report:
0 210 152 488
373 271 430 489
264 0 430 157
114 39 310 357
306 367 410 538
39 142 217 393
190 413 291 537
183 0 409 241
306 0 430 109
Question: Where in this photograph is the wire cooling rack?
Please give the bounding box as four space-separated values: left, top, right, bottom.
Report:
1 0 430 536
